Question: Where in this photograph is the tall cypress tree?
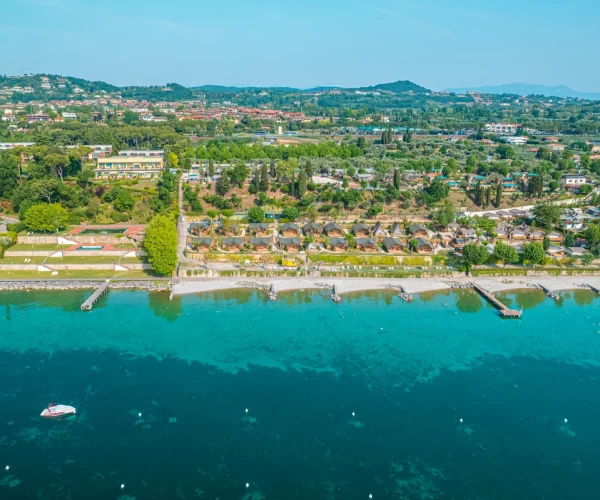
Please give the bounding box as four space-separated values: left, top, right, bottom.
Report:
252 168 260 192
208 159 215 178
485 187 492 207
269 161 276 178
260 164 269 192
393 169 401 190
495 182 502 207
288 172 295 197
474 180 483 206
298 168 307 198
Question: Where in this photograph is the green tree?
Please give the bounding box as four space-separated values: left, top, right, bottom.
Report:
259 164 269 192
543 235 550 251
393 169 401 190
533 203 561 230
421 177 449 205
298 168 307 198
495 183 502 207
0 152 19 198
462 243 489 273
113 189 135 212
474 180 484 206
522 242 545 265
432 201 455 228
208 159 215 178
584 224 600 247
216 170 231 196
281 206 298 221
493 242 519 267
484 187 492 208
248 206 265 223
564 231 575 247
496 144 515 160
527 176 544 197
144 214 178 276
230 162 249 186
23 203 69 233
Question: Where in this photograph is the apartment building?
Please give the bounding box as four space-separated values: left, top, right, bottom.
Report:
94 156 164 179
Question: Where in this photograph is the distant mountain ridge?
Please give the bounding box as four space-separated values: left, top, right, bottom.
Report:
445 83 600 100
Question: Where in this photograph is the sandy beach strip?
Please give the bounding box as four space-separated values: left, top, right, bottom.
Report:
172 276 600 296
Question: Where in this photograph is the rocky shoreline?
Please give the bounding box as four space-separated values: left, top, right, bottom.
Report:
0 280 170 292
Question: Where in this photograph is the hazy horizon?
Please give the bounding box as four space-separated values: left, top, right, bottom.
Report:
2 0 599 92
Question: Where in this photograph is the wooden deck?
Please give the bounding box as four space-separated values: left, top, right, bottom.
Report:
81 282 110 311
471 283 522 318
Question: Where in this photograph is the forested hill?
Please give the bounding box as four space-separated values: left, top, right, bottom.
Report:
352 80 431 94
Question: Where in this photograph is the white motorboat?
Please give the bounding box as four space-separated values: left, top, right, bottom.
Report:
40 403 76 419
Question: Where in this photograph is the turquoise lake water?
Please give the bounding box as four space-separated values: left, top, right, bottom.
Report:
1 288 600 499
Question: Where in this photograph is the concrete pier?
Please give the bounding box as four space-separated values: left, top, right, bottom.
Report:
81 282 110 311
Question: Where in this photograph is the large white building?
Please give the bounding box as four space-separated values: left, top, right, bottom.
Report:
485 123 521 135
94 156 164 179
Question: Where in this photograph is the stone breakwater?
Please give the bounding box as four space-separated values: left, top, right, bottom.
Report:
0 281 170 292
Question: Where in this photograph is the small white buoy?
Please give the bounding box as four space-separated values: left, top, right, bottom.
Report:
246 482 250 488
4 465 9 471
120 484 125 490
564 418 568 423
245 408 249 414
138 413 142 418
352 412 355 417
459 418 463 423
369 494 373 499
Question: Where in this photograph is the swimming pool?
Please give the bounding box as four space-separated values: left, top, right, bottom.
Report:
79 228 127 235
77 246 104 250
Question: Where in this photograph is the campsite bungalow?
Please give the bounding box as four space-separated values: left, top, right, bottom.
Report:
371 221 387 237
248 223 271 236
189 220 211 235
278 237 301 252
409 223 428 237
279 222 300 237
329 237 348 252
303 222 322 236
190 237 213 251
355 238 378 252
391 222 404 236
416 238 434 253
382 237 403 253
548 231 563 243
352 223 370 237
249 237 271 252
323 222 344 237
221 237 244 251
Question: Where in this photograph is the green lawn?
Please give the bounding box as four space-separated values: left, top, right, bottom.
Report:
10 244 67 251
0 269 159 279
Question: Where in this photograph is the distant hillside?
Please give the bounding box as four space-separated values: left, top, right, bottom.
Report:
354 80 430 94
446 83 600 100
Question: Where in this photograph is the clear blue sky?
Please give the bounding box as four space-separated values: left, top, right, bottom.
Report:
3 0 599 91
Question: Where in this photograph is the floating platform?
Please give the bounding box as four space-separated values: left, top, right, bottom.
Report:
471 283 522 319
81 282 110 311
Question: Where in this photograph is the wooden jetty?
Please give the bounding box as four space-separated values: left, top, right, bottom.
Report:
471 283 522 318
81 282 110 311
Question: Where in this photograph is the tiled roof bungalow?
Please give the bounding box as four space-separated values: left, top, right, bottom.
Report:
221 237 244 251
323 222 344 237
329 237 348 252
279 222 300 237
352 223 370 237
382 237 403 253
190 237 213 251
278 237 301 252
249 237 271 252
355 238 378 252
248 223 271 236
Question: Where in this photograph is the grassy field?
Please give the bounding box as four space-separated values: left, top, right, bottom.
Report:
0 269 158 280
